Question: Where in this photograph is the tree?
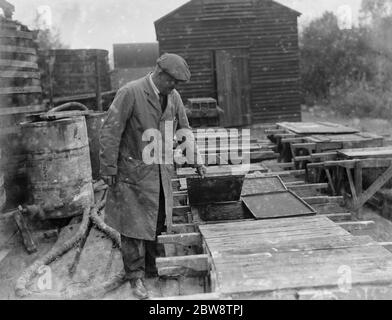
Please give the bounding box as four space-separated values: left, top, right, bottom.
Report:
361 0 392 22
32 11 68 50
300 12 370 100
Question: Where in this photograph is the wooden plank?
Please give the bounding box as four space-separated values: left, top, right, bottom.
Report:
316 159 392 169
156 254 209 277
281 137 304 143
323 213 352 222
310 152 338 161
0 45 36 54
0 30 34 39
302 196 344 205
176 163 268 177
288 183 328 191
205 235 377 257
325 168 336 196
155 292 221 300
338 147 392 159
273 162 296 169
214 245 392 295
157 233 202 246
297 283 392 300
0 70 40 78
346 167 358 204
0 86 42 94
265 129 287 135
173 191 187 204
293 155 311 162
337 221 375 232
0 59 38 68
199 216 349 240
262 170 305 177
277 122 358 135
12 209 37 254
355 162 363 196
173 206 190 216
355 164 392 210
291 143 317 149
171 224 197 234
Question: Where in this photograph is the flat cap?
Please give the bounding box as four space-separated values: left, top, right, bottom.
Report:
157 53 191 82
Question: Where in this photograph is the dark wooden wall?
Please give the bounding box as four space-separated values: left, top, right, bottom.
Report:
155 0 302 125
113 43 159 69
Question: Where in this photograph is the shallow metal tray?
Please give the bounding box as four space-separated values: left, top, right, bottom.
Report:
187 174 245 206
241 175 287 196
241 190 316 220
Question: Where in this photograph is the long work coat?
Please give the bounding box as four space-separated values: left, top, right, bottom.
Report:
100 75 196 241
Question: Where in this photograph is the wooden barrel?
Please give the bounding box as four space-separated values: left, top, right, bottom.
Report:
39 49 111 100
0 16 45 208
21 116 94 219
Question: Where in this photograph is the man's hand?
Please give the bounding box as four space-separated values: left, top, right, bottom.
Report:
196 165 207 179
101 175 116 186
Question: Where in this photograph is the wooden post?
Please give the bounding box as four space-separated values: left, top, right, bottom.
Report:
13 206 37 254
325 168 336 196
346 167 358 206
47 53 55 109
355 164 392 210
94 53 102 111
354 162 363 218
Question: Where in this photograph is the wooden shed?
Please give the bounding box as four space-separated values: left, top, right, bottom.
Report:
155 0 302 127
111 42 159 89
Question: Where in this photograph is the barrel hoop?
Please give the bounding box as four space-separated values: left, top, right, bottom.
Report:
0 86 42 94
0 70 40 79
0 45 36 54
25 145 90 157
0 104 46 116
0 30 34 39
0 60 38 68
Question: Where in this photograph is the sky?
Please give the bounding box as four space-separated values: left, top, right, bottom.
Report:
9 0 363 53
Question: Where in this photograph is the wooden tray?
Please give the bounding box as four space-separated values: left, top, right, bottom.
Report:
241 190 316 220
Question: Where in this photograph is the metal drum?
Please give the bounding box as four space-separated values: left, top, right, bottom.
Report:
21 116 94 219
85 112 106 180
46 102 106 180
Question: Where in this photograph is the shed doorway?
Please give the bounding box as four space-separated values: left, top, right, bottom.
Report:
215 48 251 127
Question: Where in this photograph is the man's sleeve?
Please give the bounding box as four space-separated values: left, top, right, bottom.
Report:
174 92 204 166
99 87 134 176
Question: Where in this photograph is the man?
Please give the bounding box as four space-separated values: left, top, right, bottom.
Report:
100 53 206 299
